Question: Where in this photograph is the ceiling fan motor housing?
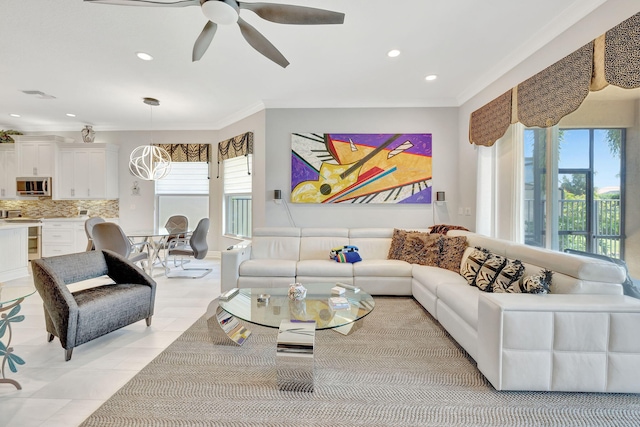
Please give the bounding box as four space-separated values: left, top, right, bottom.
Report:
201 0 239 25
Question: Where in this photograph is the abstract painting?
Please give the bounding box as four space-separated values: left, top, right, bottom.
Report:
291 133 432 204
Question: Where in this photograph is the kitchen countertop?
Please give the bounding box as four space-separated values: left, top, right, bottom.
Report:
0 221 41 229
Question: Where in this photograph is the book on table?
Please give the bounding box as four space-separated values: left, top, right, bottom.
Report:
328 296 350 310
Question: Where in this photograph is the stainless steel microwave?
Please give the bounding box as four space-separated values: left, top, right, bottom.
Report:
16 177 52 197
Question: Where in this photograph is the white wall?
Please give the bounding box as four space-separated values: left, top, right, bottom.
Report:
263 107 460 229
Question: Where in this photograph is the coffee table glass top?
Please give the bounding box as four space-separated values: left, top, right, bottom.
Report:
219 283 375 330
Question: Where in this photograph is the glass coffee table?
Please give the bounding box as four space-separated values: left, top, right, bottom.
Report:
205 283 375 392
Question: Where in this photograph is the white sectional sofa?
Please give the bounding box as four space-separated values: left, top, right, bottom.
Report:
221 227 640 393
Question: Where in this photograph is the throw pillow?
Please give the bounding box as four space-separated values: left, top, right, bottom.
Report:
334 252 362 263
460 247 490 286
474 253 507 292
401 232 441 266
387 229 418 260
438 235 468 272
520 269 553 294
492 259 526 293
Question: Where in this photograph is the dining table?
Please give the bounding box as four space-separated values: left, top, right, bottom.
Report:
125 227 190 275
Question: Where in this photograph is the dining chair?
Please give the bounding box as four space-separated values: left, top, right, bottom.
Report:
92 222 150 268
165 215 189 239
161 215 189 265
84 217 105 251
165 218 212 278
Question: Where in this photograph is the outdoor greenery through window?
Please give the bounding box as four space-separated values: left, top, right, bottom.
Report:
223 155 252 238
524 127 624 259
155 162 209 230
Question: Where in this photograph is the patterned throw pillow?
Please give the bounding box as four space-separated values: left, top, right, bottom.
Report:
520 269 553 294
492 259 526 293
438 236 468 272
388 229 415 260
474 253 507 292
401 233 441 266
460 247 490 285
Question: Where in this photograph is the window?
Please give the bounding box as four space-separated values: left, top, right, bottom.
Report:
223 155 252 238
524 127 624 259
155 162 209 230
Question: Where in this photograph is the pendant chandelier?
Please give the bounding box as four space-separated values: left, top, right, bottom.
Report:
129 97 171 181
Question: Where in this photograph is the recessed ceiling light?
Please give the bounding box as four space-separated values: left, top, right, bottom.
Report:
387 49 401 58
425 74 438 81
9 113 20 118
136 52 154 61
66 113 76 117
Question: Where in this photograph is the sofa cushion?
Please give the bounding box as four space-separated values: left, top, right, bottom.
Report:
438 235 468 272
297 259 353 277
412 264 467 296
401 232 441 266
251 227 301 260
437 281 480 329
299 228 350 261
354 259 413 277
506 244 625 284
460 247 490 286
239 259 298 277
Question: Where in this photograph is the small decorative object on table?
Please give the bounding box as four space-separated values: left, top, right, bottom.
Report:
81 125 96 143
288 283 307 301
328 296 350 310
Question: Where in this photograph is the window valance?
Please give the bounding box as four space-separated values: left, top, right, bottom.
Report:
469 12 640 147
517 42 593 129
154 144 210 162
217 132 254 178
469 89 513 147
217 132 254 162
604 13 640 89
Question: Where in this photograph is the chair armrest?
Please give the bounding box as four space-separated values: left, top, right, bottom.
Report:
102 250 156 289
221 245 252 292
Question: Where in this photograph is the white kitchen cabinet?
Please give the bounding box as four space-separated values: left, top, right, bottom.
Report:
13 135 73 178
42 218 114 257
0 145 17 199
41 221 75 257
56 144 118 200
0 225 29 282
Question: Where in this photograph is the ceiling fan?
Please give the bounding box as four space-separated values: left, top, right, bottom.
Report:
85 0 345 68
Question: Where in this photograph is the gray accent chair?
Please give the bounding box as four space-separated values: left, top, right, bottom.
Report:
31 250 156 361
165 218 211 278
84 217 105 251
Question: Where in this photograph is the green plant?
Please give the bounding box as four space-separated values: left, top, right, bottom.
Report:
0 129 22 143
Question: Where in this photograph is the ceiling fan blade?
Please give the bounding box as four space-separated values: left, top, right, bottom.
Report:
192 21 218 62
84 0 199 7
238 2 345 25
237 17 289 68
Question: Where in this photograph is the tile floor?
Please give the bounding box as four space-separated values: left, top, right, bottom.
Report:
0 257 221 427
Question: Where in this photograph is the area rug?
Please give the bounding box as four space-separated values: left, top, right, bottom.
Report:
81 297 640 426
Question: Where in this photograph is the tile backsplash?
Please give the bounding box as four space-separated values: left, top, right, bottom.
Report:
0 199 119 218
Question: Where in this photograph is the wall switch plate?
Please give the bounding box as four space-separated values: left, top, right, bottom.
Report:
464 207 471 216
458 207 463 215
